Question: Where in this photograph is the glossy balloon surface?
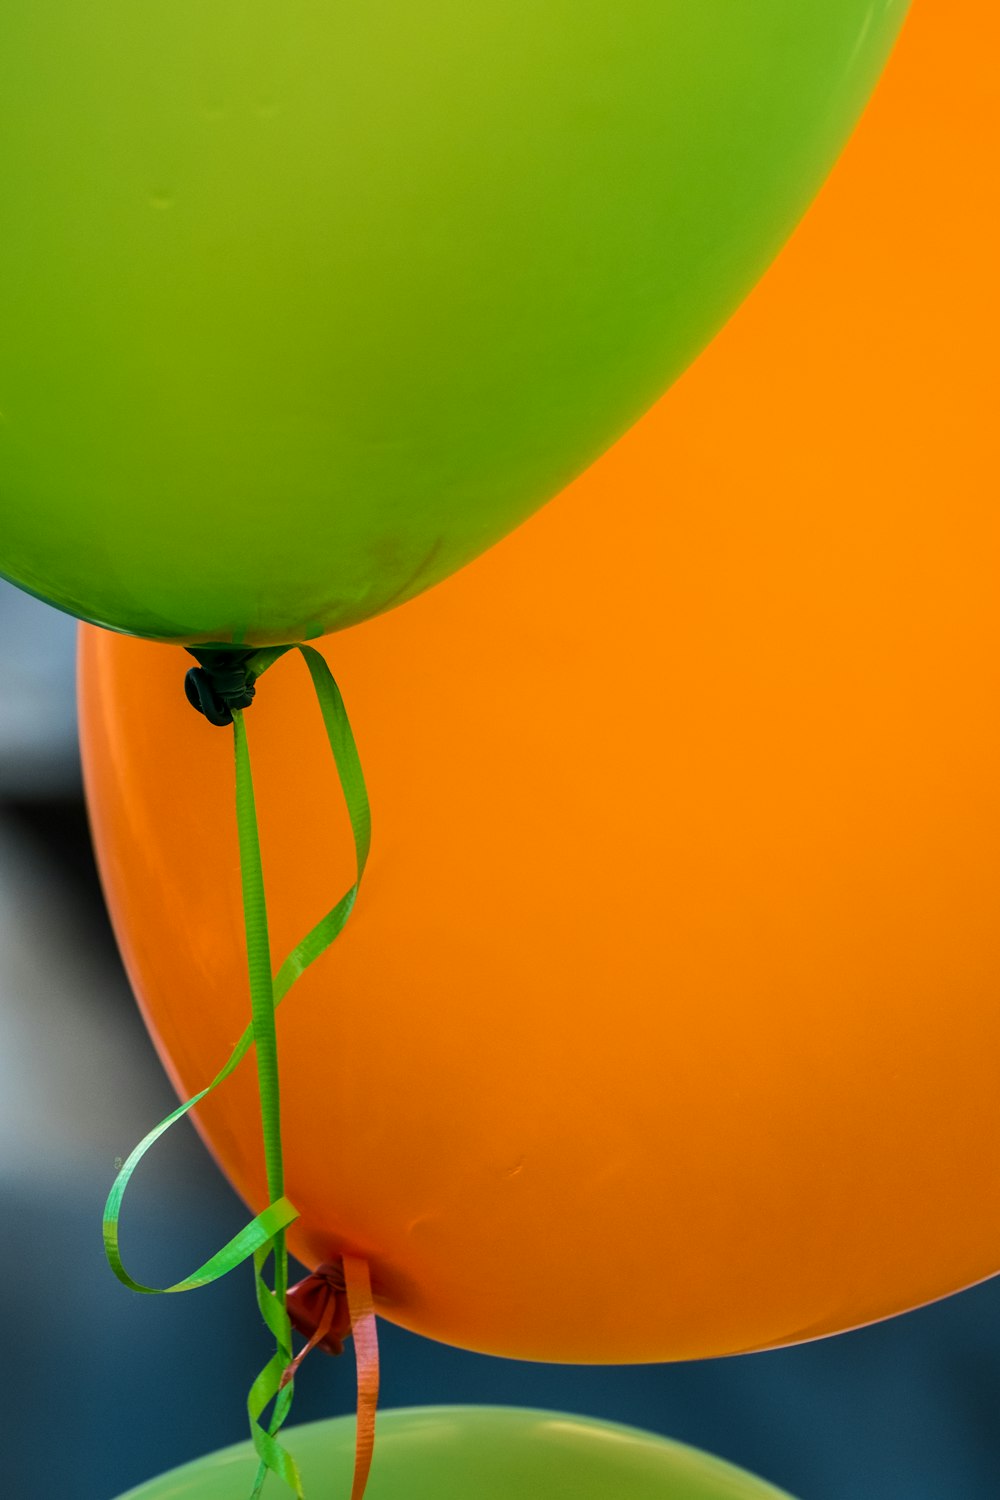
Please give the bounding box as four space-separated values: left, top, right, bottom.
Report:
80 0 1000 1363
1 1 905 642
115 1408 794 1499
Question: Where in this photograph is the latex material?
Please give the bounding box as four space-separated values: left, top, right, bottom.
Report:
80 0 1000 1363
0 2 906 644
114 1408 794 1500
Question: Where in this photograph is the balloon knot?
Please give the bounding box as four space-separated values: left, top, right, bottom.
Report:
279 1261 354 1389
184 647 257 727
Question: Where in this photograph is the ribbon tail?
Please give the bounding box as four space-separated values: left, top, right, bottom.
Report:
279 1294 339 1391
343 1256 379 1500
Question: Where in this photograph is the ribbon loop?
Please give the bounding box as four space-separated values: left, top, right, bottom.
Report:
103 644 371 1497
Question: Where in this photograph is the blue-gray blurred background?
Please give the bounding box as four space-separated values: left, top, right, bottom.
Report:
2 574 999 1500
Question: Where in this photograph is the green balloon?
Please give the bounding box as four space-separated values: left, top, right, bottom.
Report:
0 3 906 645
115 1408 796 1499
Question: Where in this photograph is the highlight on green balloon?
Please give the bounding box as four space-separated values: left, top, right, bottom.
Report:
0 2 908 645
114 1407 798 1499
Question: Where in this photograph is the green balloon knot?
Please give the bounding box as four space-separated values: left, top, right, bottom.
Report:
184 646 258 727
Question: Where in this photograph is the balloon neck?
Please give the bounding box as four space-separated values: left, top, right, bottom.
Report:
184 645 258 727
283 1261 353 1375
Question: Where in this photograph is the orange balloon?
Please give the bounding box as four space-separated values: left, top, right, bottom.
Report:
81 0 1000 1364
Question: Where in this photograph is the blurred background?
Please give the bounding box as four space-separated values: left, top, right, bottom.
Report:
3 573 1000 1500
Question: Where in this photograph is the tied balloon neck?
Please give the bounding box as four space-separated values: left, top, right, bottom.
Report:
184 646 257 727
288 1261 353 1356
277 1261 354 1393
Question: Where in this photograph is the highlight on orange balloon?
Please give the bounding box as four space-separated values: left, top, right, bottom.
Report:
81 0 1000 1365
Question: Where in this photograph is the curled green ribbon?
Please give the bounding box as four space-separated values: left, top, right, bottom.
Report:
103 644 371 1496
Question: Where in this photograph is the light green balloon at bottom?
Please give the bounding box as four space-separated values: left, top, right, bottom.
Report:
116 1407 796 1499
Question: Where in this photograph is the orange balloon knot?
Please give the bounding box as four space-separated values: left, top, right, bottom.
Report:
280 1261 354 1388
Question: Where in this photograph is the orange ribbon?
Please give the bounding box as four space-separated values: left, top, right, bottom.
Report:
285 1256 380 1499
343 1257 379 1500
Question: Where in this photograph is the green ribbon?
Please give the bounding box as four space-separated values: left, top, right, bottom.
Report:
103 645 371 1497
